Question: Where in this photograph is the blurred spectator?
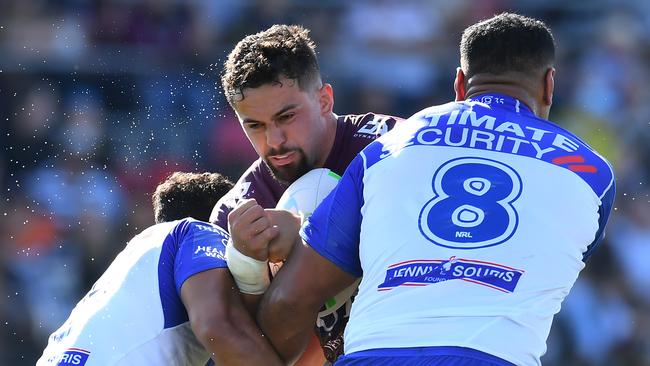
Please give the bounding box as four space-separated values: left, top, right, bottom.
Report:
207 107 258 179
3 196 80 351
0 1 648 364
610 191 650 304
336 0 441 101
559 273 635 365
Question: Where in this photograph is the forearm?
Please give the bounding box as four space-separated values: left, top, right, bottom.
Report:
197 308 284 366
257 241 359 364
181 269 284 365
257 286 319 364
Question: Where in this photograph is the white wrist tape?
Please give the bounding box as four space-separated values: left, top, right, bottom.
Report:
225 242 270 295
298 211 308 225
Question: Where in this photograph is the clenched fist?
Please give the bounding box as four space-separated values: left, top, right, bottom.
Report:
227 198 279 261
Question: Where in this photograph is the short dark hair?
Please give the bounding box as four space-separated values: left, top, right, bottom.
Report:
152 172 233 224
221 24 321 105
460 13 555 78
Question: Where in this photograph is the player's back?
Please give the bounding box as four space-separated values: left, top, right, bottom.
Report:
37 219 212 366
345 93 615 365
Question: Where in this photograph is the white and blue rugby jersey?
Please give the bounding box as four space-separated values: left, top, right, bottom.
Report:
301 93 615 366
38 218 229 366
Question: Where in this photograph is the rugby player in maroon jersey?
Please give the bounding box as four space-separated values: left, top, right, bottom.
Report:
184 25 402 364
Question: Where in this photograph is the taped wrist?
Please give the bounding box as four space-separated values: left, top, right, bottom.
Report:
225 241 270 295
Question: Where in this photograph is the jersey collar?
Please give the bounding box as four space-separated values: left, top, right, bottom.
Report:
466 93 535 117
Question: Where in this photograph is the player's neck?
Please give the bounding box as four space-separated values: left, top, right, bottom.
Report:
316 112 338 167
465 74 541 118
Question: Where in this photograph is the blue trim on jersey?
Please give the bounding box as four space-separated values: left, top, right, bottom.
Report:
364 93 614 199
582 178 616 261
173 220 229 292
300 155 365 277
158 218 229 329
158 221 188 330
335 346 515 366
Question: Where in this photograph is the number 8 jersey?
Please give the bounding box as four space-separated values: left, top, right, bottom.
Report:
300 93 615 366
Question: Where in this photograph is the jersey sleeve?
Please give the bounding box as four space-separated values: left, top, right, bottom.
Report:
582 171 616 261
209 189 236 230
173 220 230 292
300 155 365 277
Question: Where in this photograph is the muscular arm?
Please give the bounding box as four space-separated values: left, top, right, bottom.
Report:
258 240 357 364
180 268 283 365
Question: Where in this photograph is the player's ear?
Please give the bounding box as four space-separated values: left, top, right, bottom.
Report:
454 68 466 101
543 67 555 107
318 83 334 116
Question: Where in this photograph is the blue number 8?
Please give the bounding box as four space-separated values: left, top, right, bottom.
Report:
418 157 522 249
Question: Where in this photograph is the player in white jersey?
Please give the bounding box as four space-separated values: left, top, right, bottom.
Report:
37 172 285 365
247 13 616 366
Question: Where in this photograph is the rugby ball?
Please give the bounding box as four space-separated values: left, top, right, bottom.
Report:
276 168 341 220
275 168 361 320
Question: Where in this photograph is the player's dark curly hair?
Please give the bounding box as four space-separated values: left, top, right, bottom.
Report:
460 13 555 78
152 172 233 224
221 24 321 105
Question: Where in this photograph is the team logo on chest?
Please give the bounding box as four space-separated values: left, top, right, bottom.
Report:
418 157 522 249
354 116 391 138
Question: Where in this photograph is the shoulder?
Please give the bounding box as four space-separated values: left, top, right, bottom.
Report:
226 160 268 201
126 221 179 249
176 218 227 235
542 118 616 199
339 112 403 126
338 112 404 138
209 159 285 227
321 113 404 175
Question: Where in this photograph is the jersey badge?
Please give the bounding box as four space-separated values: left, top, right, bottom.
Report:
354 116 391 138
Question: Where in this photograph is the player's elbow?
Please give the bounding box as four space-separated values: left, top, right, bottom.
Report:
189 312 225 350
189 306 244 356
260 285 318 328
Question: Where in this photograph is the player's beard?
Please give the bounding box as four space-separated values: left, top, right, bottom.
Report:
265 147 312 186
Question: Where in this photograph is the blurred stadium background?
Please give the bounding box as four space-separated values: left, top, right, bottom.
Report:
1 0 648 364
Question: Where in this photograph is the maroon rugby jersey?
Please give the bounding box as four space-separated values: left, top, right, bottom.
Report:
209 112 401 361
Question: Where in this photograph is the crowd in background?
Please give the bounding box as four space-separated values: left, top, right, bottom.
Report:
0 0 648 364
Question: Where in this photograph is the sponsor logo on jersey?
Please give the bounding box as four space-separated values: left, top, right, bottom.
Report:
354 116 391 138
193 244 226 260
49 348 90 365
379 108 585 164
194 223 228 236
378 256 524 293
190 222 229 260
366 104 612 196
